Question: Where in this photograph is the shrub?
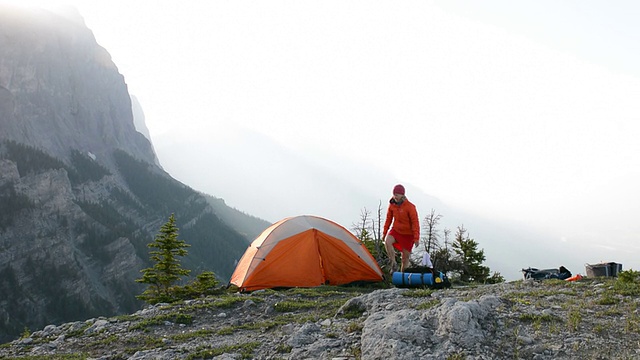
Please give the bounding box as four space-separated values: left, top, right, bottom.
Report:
136 214 190 304
618 269 640 284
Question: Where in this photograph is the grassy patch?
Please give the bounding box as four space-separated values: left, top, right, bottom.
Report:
181 295 250 311
4 355 91 360
597 307 624 317
416 299 440 310
345 321 363 333
618 269 640 284
293 285 375 295
613 281 640 296
593 323 608 335
128 312 193 331
171 329 214 341
446 352 466 360
567 309 582 332
113 314 142 323
216 317 293 336
216 327 234 336
403 289 435 298
338 307 366 319
349 345 362 358
275 343 292 353
273 297 344 316
596 294 620 305
86 334 119 348
513 298 532 306
122 334 165 351
519 313 559 324
274 299 318 312
186 341 261 360
65 323 92 339
625 313 640 334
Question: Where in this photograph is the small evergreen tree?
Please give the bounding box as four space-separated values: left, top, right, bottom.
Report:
451 225 490 283
136 214 191 304
173 271 222 300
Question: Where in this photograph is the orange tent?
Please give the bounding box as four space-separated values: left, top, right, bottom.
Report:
230 215 383 292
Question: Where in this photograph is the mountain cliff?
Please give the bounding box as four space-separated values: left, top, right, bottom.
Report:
0 4 269 343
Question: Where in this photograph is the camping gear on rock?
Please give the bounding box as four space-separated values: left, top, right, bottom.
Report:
229 215 383 292
523 266 579 281
585 262 622 277
522 267 559 280
391 266 451 289
421 252 433 268
565 274 583 282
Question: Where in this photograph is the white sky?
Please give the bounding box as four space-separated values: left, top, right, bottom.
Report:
11 1 640 275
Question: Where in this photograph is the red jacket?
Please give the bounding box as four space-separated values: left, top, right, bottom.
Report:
383 197 420 243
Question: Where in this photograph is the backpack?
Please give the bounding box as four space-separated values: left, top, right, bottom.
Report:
521 267 559 280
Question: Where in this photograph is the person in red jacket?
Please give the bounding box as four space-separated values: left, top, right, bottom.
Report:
383 184 420 273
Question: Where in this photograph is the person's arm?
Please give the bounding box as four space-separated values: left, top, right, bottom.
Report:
382 205 393 239
410 204 420 245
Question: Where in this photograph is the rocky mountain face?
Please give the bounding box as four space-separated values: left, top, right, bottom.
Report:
0 5 269 343
0 5 154 169
0 278 638 359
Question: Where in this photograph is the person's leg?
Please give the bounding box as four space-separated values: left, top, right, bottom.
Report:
384 234 398 271
400 249 411 272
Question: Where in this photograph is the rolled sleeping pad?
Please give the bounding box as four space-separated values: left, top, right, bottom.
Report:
392 271 444 287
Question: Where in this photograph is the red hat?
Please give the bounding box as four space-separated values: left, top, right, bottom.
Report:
393 184 405 195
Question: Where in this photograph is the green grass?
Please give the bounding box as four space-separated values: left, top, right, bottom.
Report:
415 299 440 310
64 323 92 339
625 313 640 334
113 314 142 322
85 334 119 348
180 295 251 311
274 299 319 312
14 278 640 360
338 307 366 319
170 329 215 341
345 321 363 333
216 327 234 335
596 294 620 305
5 355 91 360
128 312 193 331
519 313 559 324
275 343 292 353
186 341 261 360
216 317 295 336
567 309 582 332
612 281 640 296
403 288 435 298
446 352 466 360
273 296 346 316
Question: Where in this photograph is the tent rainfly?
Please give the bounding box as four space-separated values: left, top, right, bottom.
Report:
229 215 383 292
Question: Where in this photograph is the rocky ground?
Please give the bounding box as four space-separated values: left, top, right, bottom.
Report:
1 276 639 360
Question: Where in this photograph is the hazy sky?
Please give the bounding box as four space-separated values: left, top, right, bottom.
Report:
11 1 640 274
